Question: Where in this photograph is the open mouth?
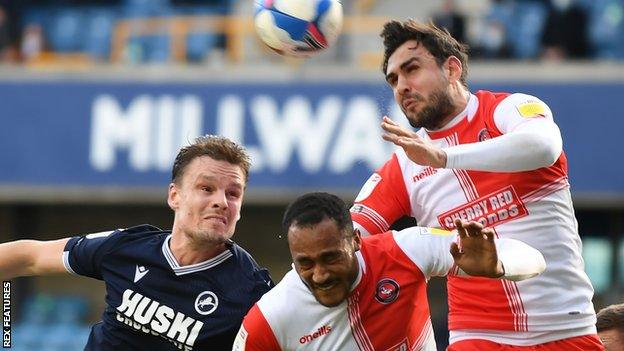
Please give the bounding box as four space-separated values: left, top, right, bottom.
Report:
205 216 227 225
314 282 338 291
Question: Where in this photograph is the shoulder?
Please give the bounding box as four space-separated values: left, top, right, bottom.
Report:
361 231 401 255
65 224 166 252
255 270 304 319
108 224 168 246
495 93 552 117
229 242 266 273
228 242 274 289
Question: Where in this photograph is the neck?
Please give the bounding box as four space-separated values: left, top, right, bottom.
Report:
169 230 227 266
438 83 470 129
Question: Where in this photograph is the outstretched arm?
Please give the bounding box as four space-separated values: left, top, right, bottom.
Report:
381 108 562 172
450 219 546 281
0 238 70 279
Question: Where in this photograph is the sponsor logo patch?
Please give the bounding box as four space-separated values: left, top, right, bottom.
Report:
437 185 528 230
516 101 547 118
375 278 400 304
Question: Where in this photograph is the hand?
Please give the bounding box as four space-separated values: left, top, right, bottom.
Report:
449 219 504 278
381 116 447 168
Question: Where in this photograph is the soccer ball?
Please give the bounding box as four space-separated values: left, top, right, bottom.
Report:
254 0 344 57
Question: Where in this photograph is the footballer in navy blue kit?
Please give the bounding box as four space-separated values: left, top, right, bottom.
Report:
63 225 272 351
0 136 274 351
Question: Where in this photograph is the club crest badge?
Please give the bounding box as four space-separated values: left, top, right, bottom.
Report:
478 128 491 142
375 278 400 304
195 291 219 315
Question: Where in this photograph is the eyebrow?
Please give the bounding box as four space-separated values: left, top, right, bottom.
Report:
386 57 421 83
197 175 244 188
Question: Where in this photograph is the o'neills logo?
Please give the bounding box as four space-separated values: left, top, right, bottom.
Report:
413 167 437 182
299 325 332 344
437 186 528 230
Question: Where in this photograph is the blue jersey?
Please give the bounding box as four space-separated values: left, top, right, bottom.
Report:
62 224 273 351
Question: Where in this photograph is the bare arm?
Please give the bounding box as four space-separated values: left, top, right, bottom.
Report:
0 238 70 279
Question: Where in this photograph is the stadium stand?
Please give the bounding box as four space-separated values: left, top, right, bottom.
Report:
0 1 623 351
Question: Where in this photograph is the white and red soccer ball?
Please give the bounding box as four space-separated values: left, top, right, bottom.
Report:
254 0 343 57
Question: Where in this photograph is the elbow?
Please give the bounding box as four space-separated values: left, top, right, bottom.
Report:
531 136 562 168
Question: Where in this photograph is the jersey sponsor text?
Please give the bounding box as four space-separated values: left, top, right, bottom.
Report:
116 289 203 350
437 186 528 230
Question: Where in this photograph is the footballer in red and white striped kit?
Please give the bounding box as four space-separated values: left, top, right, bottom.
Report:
350 20 604 350
233 192 546 351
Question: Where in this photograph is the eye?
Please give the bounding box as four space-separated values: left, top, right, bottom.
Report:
227 190 241 199
324 253 342 264
297 259 314 271
387 76 397 87
201 186 214 193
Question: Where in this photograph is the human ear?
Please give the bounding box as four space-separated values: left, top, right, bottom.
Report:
446 55 463 83
167 183 179 210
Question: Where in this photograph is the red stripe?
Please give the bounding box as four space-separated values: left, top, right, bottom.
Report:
348 293 374 351
413 317 432 349
306 23 328 47
521 176 569 202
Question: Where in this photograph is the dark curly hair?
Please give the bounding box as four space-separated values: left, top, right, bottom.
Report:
597 303 624 333
282 192 354 237
381 19 469 87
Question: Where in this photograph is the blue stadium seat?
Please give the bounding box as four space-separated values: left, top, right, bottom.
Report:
508 1 549 59
173 5 229 62
123 0 171 18
84 8 117 61
588 0 624 59
186 33 218 62
48 8 86 52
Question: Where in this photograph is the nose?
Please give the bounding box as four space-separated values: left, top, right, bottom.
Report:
211 189 228 210
311 264 330 285
396 74 411 96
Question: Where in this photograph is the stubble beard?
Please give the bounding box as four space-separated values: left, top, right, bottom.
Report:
404 86 455 130
188 226 231 248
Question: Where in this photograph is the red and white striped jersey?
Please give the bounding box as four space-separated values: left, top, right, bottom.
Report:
233 228 459 351
350 91 597 345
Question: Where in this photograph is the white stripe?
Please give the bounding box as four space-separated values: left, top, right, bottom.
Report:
502 279 527 331
446 134 479 200
347 293 374 351
521 176 569 202
62 251 77 275
356 205 390 232
500 280 518 330
460 169 479 199
161 235 233 276
412 317 432 350
509 281 528 331
452 169 476 201
456 169 478 200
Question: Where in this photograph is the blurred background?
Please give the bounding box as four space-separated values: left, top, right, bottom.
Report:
0 0 623 350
